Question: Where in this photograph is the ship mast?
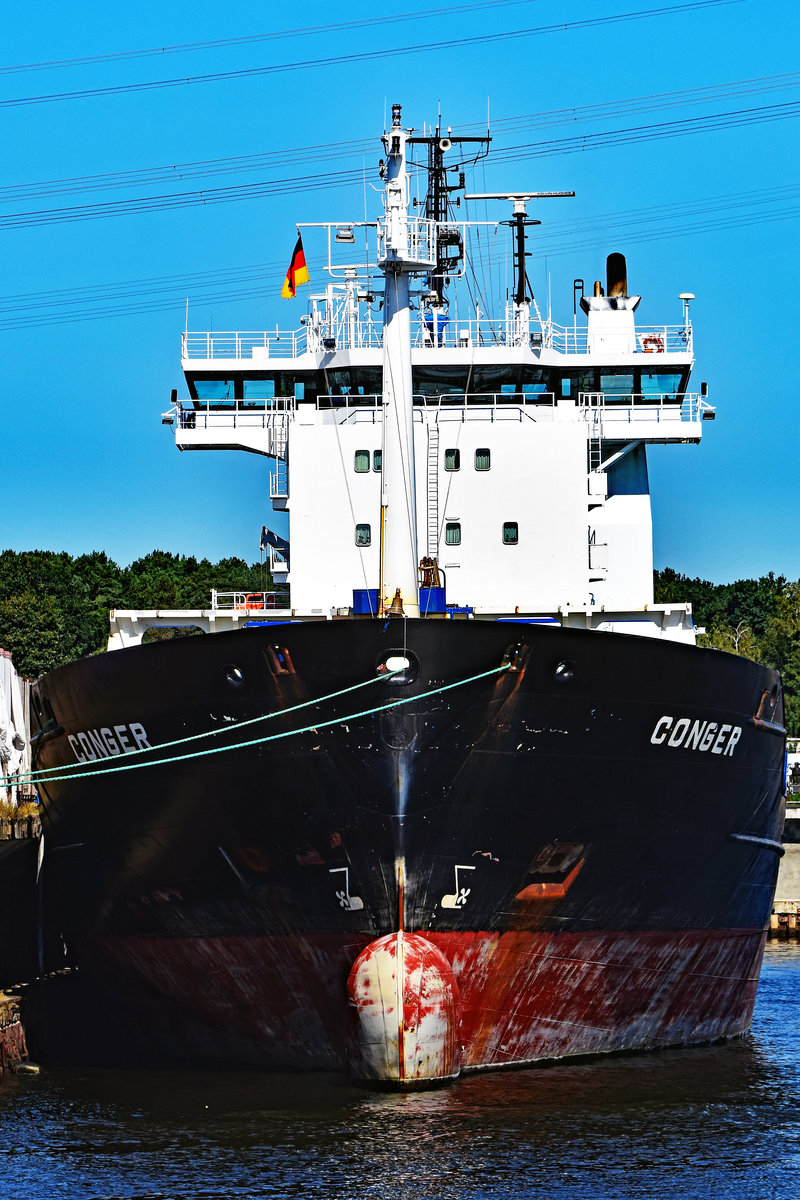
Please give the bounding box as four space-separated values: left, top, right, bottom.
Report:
378 104 421 617
377 108 491 616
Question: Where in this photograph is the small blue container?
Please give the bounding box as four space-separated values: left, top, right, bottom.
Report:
353 588 379 615
419 587 446 614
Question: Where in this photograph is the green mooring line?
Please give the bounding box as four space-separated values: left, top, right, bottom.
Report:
31 663 511 785
19 670 398 785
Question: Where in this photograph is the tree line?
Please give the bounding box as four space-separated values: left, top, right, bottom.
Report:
0 551 797 735
0 549 269 678
654 568 800 735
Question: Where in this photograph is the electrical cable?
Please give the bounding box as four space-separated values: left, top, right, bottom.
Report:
0 2 741 110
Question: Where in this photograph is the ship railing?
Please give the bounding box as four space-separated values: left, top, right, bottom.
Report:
578 392 712 423
182 330 308 360
181 319 693 358
315 392 561 417
307 322 384 352
376 216 437 269
412 313 543 350
544 323 693 355
211 590 290 612
175 396 296 429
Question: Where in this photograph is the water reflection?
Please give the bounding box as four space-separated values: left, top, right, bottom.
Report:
1 943 798 1199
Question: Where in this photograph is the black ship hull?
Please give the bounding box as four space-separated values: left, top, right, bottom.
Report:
28 619 785 1082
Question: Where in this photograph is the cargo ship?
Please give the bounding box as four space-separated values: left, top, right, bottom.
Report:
29 106 786 1084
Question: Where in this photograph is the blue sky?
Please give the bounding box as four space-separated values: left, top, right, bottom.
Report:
2 0 798 584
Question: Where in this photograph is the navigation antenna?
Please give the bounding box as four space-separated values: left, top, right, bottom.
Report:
464 192 575 306
407 126 490 308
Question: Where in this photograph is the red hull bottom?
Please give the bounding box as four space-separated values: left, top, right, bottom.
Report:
93 927 767 1081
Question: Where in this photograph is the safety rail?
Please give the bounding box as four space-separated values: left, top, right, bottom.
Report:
182 330 309 360
545 322 693 355
578 392 711 422
181 316 693 358
376 216 437 268
173 396 294 431
169 391 712 429
211 590 290 612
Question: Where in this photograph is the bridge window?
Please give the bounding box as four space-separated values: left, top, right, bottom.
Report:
373 450 382 472
355 524 371 546
445 448 460 471
640 371 682 397
503 521 519 545
560 370 596 398
599 371 634 397
445 522 461 545
413 367 468 397
243 379 275 400
354 450 370 473
475 448 491 471
195 379 235 400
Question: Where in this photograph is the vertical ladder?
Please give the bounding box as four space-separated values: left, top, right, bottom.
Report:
587 408 603 472
427 423 440 558
269 414 289 500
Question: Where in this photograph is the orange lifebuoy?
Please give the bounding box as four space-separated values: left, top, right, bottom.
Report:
642 335 664 353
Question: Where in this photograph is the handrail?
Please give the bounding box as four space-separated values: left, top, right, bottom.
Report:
182 317 693 358
171 391 711 430
211 590 289 612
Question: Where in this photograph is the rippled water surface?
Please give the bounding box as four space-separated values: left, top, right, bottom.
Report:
1 942 799 1200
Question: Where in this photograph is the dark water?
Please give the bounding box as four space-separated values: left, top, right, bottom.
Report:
2 943 799 1200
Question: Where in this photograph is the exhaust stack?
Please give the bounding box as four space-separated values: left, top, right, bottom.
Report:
607 252 627 298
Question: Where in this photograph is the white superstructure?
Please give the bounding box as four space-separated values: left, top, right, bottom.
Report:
144 107 715 648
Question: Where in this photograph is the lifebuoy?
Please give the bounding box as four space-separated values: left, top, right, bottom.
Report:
642 335 664 353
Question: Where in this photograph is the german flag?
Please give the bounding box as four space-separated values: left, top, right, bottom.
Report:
281 234 309 299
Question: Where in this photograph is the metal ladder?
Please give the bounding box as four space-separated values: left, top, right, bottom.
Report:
268 414 289 499
427 424 440 558
588 411 603 473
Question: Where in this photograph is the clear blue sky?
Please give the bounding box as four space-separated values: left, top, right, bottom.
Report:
2 0 798 584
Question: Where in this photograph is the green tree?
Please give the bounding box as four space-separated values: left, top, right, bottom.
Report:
0 592 67 677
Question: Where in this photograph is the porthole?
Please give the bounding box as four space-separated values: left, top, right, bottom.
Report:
225 664 245 687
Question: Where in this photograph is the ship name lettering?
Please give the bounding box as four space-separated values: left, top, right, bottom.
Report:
650 716 741 757
68 722 151 763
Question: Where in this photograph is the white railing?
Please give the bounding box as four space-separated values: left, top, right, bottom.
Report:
175 397 294 431
376 216 437 268
182 330 309 360
181 317 692 358
171 391 711 431
579 392 710 423
211 590 289 612
545 323 693 355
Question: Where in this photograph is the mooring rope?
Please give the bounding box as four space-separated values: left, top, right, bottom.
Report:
27 663 511 785
18 669 398 785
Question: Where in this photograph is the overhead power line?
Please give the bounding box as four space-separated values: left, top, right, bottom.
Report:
0 0 544 75
3 68 799 207
0 2 740 109
0 183 797 330
2 94 797 232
